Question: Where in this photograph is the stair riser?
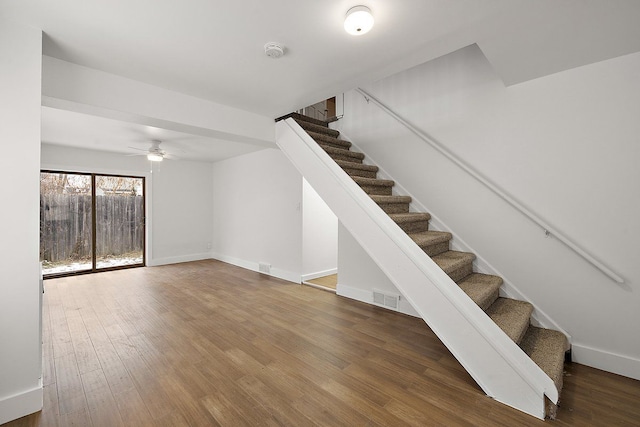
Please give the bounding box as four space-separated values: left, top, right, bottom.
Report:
377 203 410 214
447 263 474 283
513 325 530 345
345 168 378 179
395 220 430 234
476 289 500 311
359 185 393 196
420 241 450 257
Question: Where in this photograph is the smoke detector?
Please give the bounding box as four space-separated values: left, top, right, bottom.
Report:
264 42 285 59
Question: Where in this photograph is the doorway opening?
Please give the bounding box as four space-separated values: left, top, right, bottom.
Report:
301 178 338 292
40 171 145 277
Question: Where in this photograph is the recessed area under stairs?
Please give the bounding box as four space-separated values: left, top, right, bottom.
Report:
303 274 337 293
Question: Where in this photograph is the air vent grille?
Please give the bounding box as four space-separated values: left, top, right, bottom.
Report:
372 289 400 310
258 262 271 274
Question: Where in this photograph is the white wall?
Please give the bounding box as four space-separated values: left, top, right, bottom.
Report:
336 45 640 379
337 224 418 317
0 19 43 424
212 148 303 282
41 143 214 266
302 179 337 280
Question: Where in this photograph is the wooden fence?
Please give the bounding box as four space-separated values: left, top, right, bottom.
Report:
40 194 144 262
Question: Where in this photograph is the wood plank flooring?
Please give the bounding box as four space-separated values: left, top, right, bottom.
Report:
4 260 640 426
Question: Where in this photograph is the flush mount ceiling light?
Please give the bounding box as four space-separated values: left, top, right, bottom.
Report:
264 42 285 59
344 5 374 35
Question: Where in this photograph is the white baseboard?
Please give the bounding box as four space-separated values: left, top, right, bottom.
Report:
271 267 301 284
572 343 640 381
301 268 337 282
0 383 42 425
337 283 420 318
147 252 213 267
211 253 301 284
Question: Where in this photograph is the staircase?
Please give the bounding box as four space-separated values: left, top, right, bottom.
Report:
279 112 569 419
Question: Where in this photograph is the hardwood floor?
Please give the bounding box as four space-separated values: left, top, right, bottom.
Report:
304 274 338 291
4 260 639 426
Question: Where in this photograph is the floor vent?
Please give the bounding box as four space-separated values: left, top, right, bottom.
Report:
373 289 400 310
258 262 271 274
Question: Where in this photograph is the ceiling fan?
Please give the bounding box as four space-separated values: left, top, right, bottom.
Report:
127 140 179 162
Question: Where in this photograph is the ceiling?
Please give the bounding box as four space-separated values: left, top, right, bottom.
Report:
3 0 640 162
40 107 261 162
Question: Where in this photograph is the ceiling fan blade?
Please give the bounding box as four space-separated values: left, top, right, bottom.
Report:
127 146 149 152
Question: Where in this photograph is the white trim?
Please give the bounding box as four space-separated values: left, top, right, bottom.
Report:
0 383 43 425
337 283 420 318
211 253 301 284
302 282 336 293
339 134 572 344
301 268 337 282
572 343 640 381
271 267 302 284
211 253 254 271
148 252 213 267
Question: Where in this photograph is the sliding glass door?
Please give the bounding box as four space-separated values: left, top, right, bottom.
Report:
40 172 93 275
95 175 144 269
40 171 145 277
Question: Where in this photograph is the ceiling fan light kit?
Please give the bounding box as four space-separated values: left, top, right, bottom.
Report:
147 152 163 162
344 5 374 35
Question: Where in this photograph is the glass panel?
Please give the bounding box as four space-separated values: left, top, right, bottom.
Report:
95 176 144 269
40 172 92 275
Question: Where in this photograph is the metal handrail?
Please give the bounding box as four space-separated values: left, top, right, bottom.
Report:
355 87 624 284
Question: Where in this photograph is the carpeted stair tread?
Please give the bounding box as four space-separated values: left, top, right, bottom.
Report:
352 176 394 187
520 326 567 388
432 251 475 275
520 326 567 419
277 112 328 127
352 175 394 195
408 230 452 257
295 119 340 138
388 213 431 233
408 230 451 247
486 298 533 344
388 212 431 223
335 160 378 172
321 145 365 162
369 195 412 204
336 160 378 178
458 273 503 311
307 130 352 149
370 195 411 213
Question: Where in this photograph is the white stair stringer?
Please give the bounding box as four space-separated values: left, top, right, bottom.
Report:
276 118 557 420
